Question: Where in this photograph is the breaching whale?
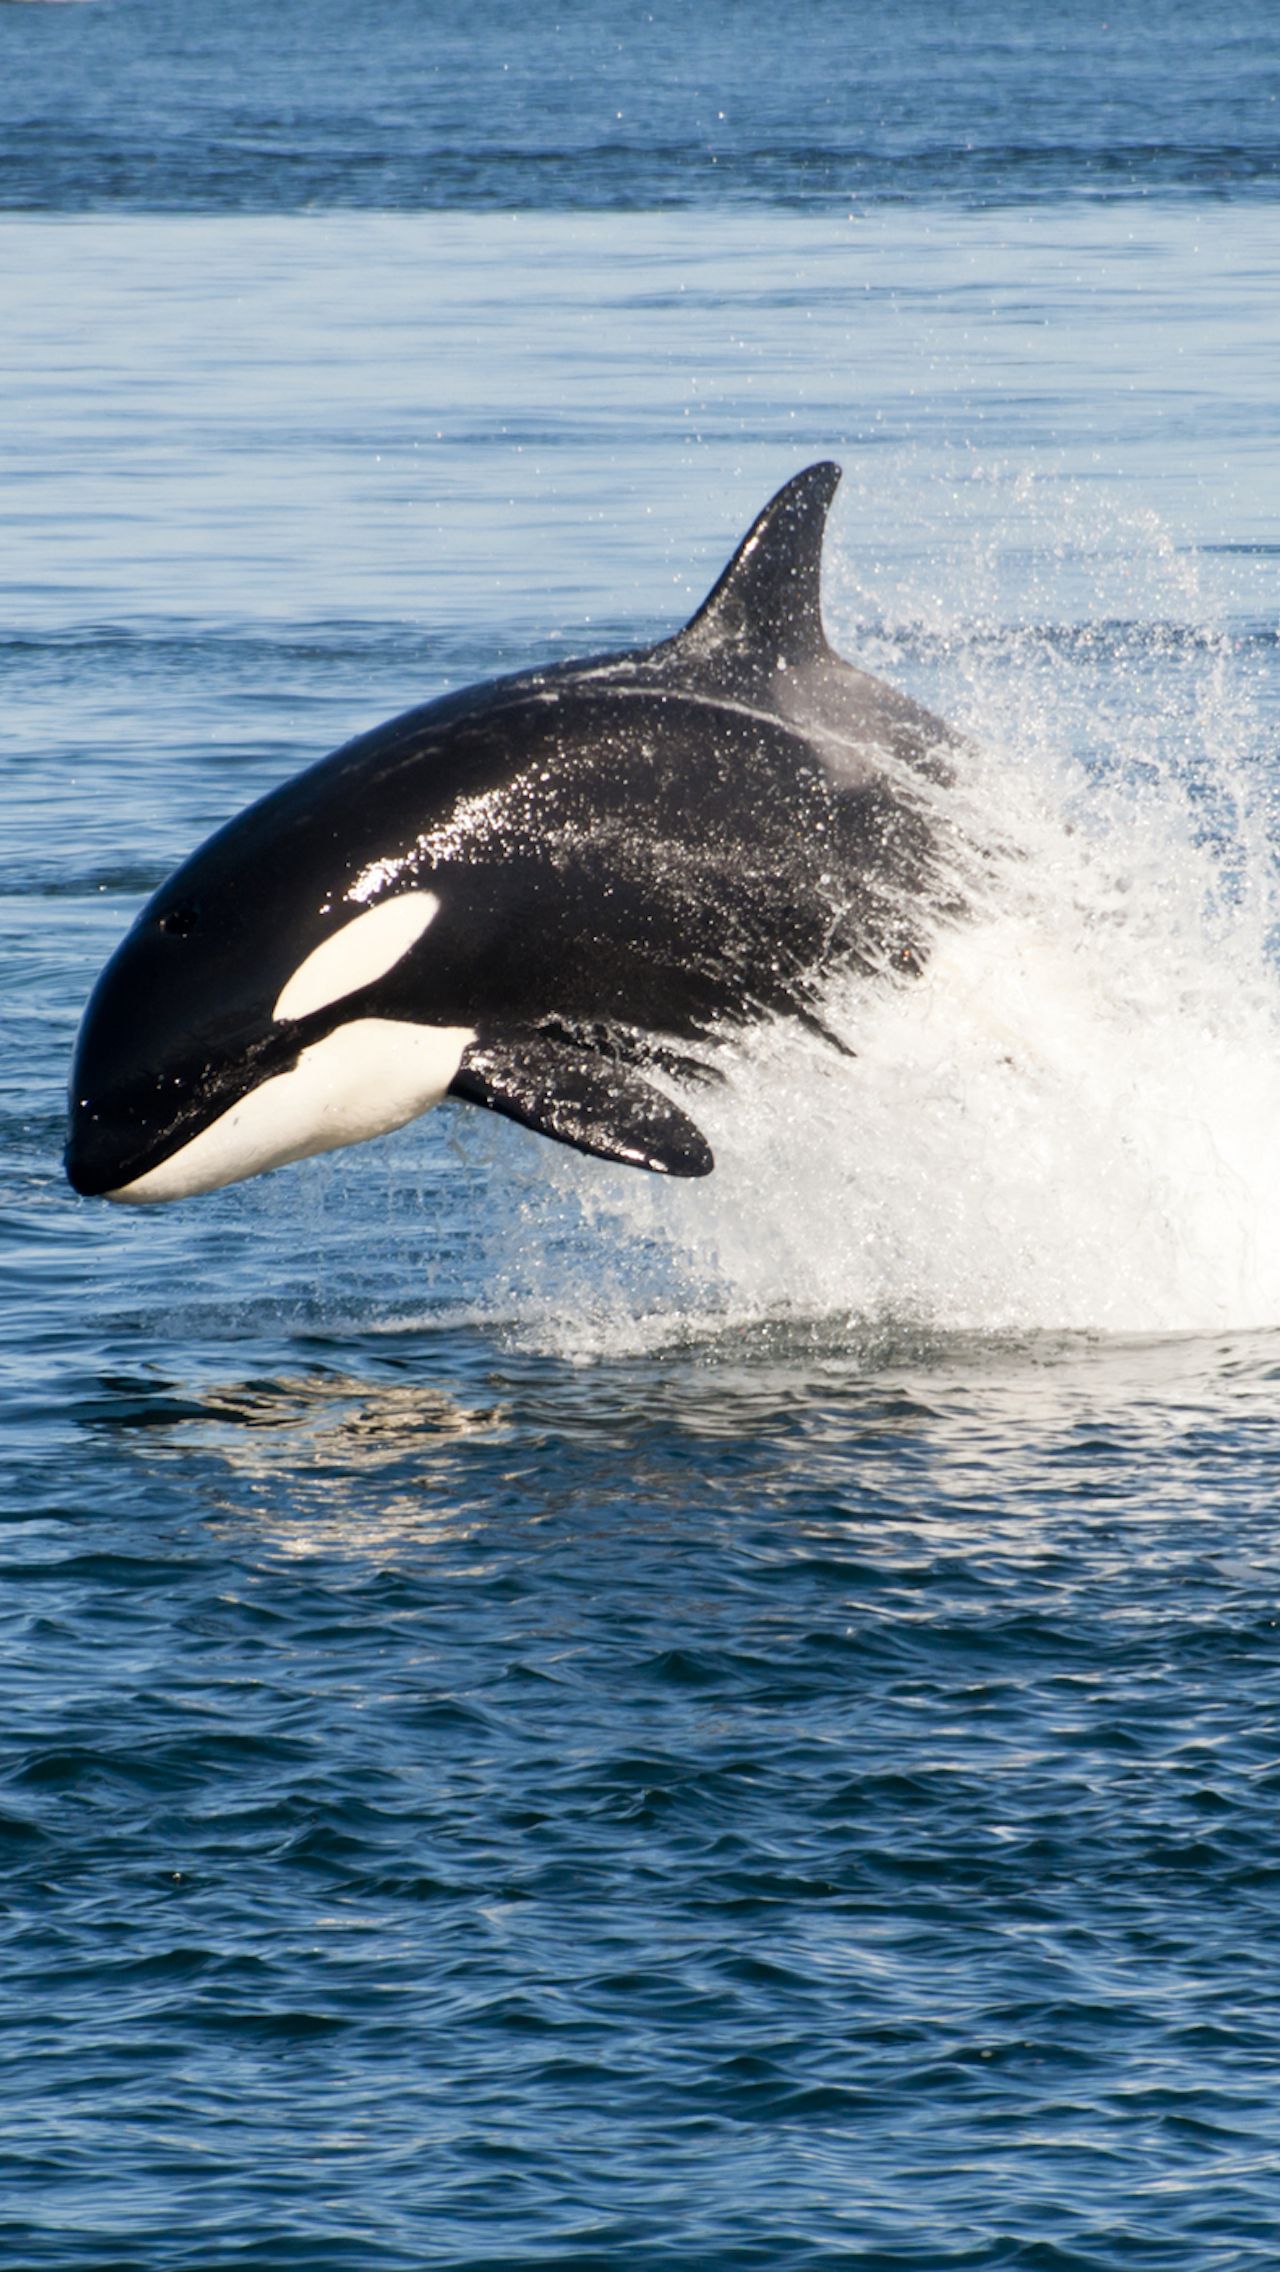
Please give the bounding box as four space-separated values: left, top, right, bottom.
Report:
65 461 959 1204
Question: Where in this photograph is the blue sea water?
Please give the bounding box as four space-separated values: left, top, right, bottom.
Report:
5 5 1280 2267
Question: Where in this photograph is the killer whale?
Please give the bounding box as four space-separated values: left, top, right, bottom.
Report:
65 462 959 1204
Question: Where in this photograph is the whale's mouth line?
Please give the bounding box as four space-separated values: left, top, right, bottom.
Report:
65 1039 301 1198
69 1016 476 1205
66 981 413 1198
63 989 384 1196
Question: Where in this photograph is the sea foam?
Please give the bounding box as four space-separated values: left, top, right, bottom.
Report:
493 485 1280 1348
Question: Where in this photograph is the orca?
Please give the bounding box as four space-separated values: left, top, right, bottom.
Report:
65 462 959 1204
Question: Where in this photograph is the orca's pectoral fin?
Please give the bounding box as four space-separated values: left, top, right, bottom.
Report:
449 1036 714 1177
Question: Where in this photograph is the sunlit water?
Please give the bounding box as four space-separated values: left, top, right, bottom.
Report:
5 18 1280 2265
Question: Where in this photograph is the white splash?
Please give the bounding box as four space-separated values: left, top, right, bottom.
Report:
481 482 1280 1351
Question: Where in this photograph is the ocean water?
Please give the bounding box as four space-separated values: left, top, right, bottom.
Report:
5 7 1280 2268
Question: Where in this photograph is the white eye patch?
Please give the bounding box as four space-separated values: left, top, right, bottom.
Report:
273 891 440 1023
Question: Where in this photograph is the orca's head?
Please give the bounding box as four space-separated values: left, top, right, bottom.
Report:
65 820 473 1204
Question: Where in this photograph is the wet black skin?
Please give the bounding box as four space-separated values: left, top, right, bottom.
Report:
66 463 960 1198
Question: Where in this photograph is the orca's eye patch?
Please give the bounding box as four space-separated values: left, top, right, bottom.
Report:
157 902 200 939
273 891 440 1023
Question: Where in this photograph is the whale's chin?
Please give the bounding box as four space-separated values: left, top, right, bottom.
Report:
102 1018 474 1204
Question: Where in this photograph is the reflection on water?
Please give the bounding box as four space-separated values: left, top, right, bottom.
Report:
100 1364 508 1551
77 1319 1280 1571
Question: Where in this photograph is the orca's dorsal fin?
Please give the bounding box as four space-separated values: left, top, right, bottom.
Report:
674 461 842 670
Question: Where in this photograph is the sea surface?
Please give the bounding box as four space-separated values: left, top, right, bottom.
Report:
5 5 1280 2267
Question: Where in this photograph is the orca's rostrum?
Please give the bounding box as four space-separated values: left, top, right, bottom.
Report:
66 463 959 1204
